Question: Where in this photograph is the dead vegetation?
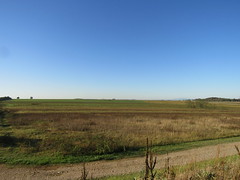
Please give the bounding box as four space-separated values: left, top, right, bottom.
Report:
7 111 240 155
138 143 240 180
144 138 157 180
80 163 88 180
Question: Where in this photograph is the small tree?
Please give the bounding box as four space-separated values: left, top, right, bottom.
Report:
186 100 211 109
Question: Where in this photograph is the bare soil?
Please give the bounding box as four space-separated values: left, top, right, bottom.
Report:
1 141 240 180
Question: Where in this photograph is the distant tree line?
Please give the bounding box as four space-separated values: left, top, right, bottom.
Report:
0 96 12 101
198 97 240 102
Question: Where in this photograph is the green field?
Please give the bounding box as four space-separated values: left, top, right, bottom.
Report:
1 99 240 165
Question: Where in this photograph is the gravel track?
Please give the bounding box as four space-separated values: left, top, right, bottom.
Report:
1 141 240 180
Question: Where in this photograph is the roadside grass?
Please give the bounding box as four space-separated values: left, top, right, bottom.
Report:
100 154 240 180
1 134 240 165
1 99 240 165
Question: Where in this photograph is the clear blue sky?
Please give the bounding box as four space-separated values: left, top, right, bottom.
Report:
1 0 240 99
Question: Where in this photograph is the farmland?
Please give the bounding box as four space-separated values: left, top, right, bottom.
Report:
1 99 240 165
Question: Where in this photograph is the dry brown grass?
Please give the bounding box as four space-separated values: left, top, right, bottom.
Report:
177 159 240 180
2 100 240 165
8 111 240 155
135 145 240 180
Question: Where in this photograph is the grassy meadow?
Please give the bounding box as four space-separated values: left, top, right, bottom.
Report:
1 99 240 165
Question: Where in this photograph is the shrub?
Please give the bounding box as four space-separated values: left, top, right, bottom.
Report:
186 100 212 109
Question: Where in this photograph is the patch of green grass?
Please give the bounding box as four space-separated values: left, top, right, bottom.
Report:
2 99 206 113
1 135 240 165
151 135 240 154
5 99 240 114
100 172 142 180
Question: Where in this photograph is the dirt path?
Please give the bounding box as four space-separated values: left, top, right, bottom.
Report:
1 141 240 180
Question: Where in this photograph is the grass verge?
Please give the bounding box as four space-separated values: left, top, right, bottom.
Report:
99 154 240 180
1 136 240 165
